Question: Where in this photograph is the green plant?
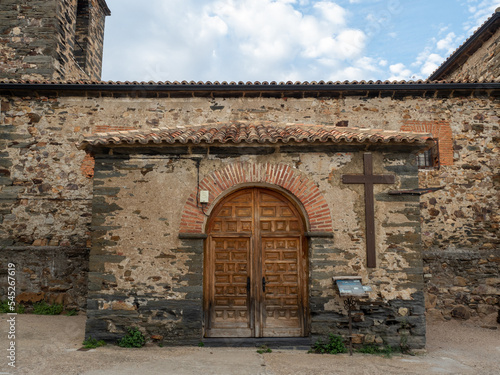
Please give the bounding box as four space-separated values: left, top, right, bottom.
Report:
256 345 272 354
0 300 24 314
0 300 10 313
82 337 106 349
399 321 412 354
198 341 205 347
117 327 146 348
309 334 347 354
357 344 394 358
65 309 78 316
32 301 63 315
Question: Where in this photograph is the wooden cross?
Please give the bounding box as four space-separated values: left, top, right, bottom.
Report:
342 153 395 268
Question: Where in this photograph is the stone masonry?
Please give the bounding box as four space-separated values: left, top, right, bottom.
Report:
82 139 427 347
0 0 110 81
0 89 498 323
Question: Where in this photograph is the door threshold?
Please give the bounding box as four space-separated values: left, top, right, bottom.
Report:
201 337 312 349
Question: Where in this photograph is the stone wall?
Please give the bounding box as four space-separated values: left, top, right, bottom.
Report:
1 93 497 250
0 0 109 81
84 144 426 346
74 0 110 81
1 0 60 80
0 246 89 309
0 91 498 321
442 27 500 83
423 249 499 323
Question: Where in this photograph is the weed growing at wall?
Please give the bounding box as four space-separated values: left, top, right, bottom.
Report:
0 300 24 314
32 301 63 315
117 327 146 348
357 344 394 358
82 337 106 349
256 345 272 354
309 334 347 354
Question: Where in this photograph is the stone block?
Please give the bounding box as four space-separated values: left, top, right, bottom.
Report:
425 293 437 309
451 305 471 320
454 276 468 286
477 304 497 316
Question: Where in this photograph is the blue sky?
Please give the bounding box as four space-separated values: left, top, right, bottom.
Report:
101 0 499 82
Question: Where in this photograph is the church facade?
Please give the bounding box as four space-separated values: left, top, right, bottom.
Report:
0 1 498 348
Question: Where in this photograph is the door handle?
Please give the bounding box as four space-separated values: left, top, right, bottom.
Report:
262 277 266 292
247 277 250 293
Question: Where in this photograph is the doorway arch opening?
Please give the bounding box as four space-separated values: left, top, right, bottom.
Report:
203 187 309 338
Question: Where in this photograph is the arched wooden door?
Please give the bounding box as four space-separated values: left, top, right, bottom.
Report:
204 188 308 338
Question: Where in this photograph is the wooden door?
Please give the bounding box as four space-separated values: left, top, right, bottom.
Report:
205 188 307 338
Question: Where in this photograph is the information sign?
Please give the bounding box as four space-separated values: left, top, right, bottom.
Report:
334 278 372 296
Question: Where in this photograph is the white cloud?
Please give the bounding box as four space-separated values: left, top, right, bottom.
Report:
313 1 347 28
465 0 499 32
436 32 457 53
421 53 444 76
388 63 412 81
389 0 497 82
102 0 376 82
101 0 497 83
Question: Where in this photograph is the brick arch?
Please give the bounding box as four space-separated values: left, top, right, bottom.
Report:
179 162 333 234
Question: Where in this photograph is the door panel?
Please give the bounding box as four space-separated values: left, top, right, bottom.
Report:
205 188 307 338
261 237 302 337
206 237 252 337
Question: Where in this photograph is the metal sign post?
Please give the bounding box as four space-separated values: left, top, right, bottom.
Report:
333 277 372 356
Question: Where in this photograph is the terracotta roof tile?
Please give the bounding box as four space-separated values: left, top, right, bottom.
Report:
78 122 435 149
1 78 498 86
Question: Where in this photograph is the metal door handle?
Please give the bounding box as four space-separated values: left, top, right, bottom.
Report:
262 277 266 292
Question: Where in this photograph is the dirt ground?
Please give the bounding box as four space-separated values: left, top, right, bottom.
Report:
0 314 499 375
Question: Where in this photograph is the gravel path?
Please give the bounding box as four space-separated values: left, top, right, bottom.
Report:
1 314 498 375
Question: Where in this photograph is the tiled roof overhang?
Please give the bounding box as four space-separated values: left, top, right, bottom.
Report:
428 9 500 81
78 122 435 151
1 80 498 99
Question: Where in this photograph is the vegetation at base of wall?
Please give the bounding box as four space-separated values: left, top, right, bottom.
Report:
309 334 347 354
82 337 106 349
256 345 272 354
32 301 64 315
117 327 146 348
0 300 24 314
357 344 395 358
1 300 78 316
399 321 411 354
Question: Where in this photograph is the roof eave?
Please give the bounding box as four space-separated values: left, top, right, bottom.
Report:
1 81 499 94
428 11 500 81
78 138 435 152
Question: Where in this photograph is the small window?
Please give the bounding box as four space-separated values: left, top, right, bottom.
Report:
417 140 440 169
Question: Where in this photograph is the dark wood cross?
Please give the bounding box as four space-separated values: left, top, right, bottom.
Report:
342 153 395 268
